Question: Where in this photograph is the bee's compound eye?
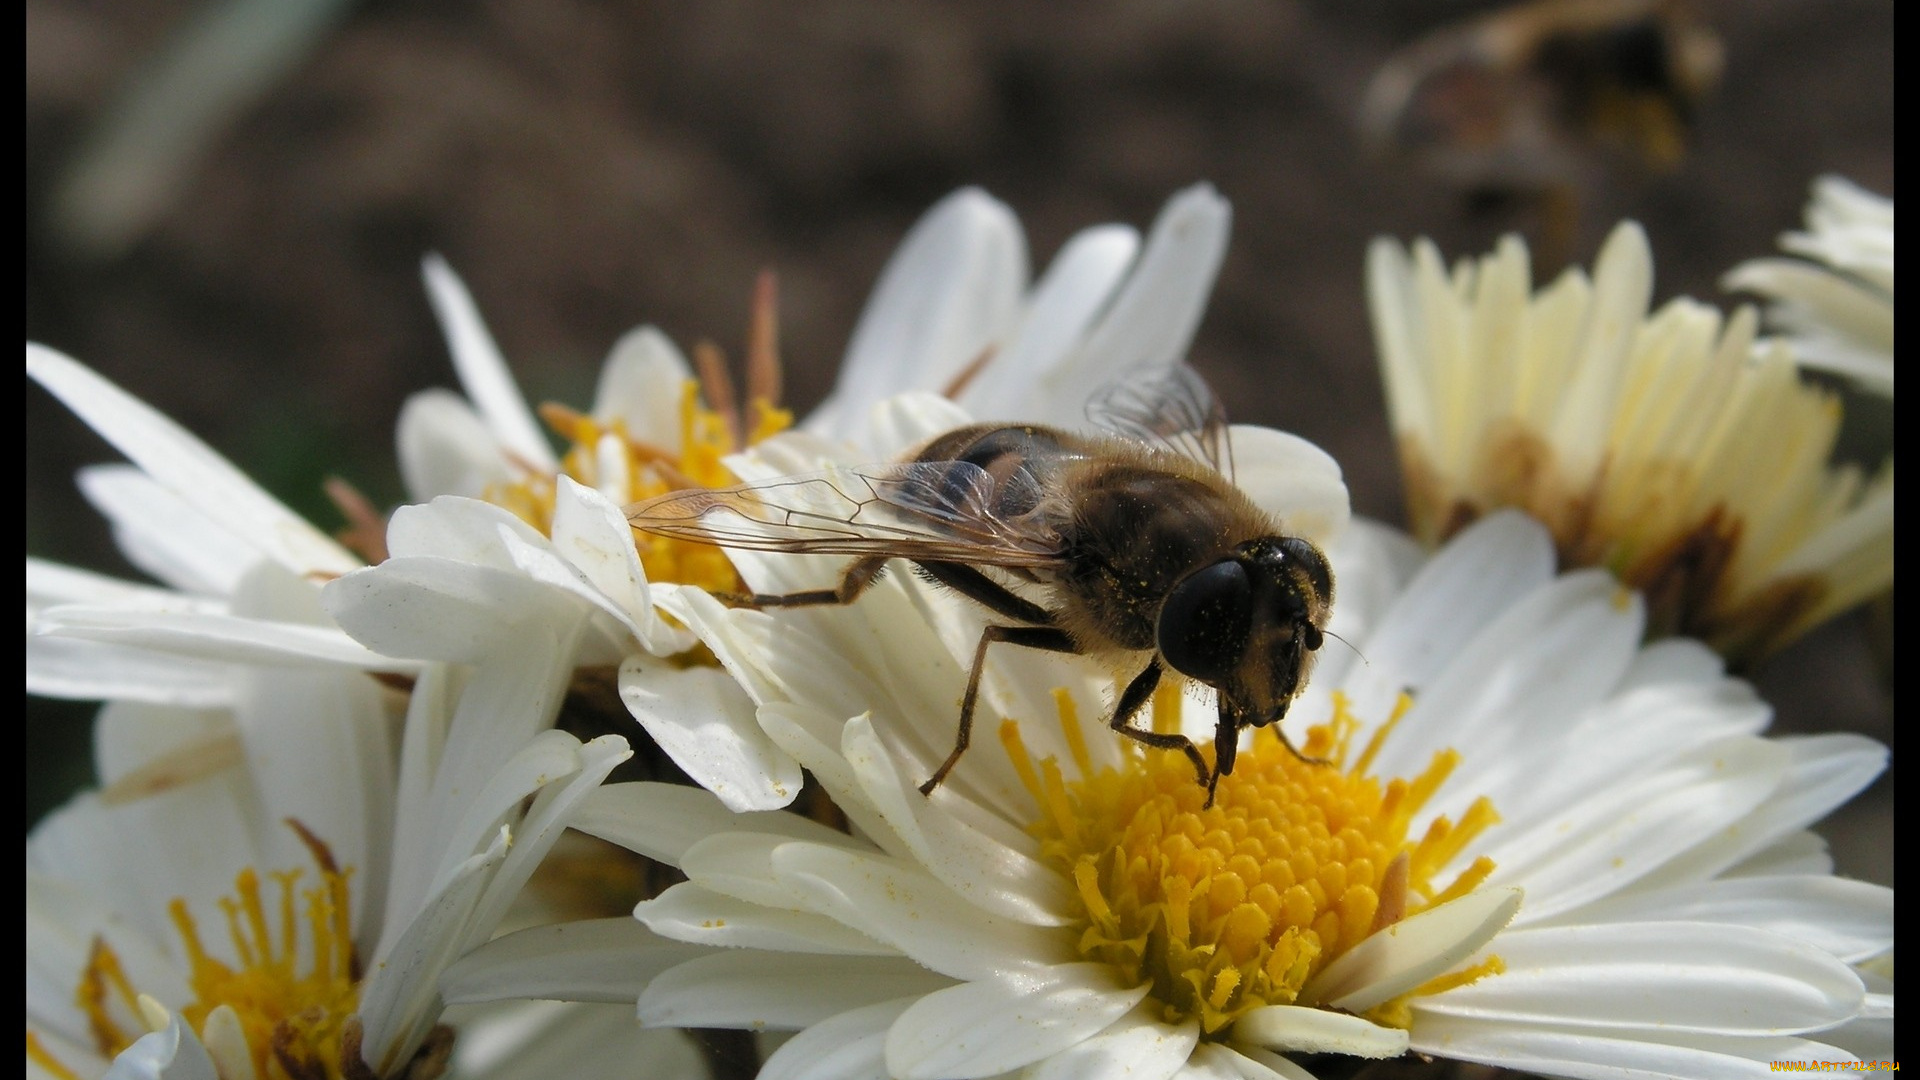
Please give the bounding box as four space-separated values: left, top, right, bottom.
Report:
1277 536 1333 604
1157 559 1253 685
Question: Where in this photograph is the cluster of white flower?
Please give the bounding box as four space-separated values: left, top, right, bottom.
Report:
28 178 1891 1080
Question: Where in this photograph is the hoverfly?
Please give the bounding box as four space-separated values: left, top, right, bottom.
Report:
626 366 1334 806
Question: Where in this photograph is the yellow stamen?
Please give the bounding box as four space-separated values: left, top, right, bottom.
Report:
1011 690 1502 1038
74 822 363 1079
26 1029 87 1080
1053 689 1094 779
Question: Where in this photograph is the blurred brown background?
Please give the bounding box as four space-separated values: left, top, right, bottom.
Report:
26 0 1891 892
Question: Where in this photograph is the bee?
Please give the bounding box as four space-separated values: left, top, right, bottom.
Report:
626 366 1334 806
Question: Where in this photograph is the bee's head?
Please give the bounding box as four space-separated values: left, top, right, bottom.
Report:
1155 536 1333 725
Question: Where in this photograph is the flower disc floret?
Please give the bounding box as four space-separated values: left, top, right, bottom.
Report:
1008 688 1499 1036
76 823 363 1080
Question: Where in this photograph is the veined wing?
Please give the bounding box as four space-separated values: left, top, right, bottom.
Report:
626 461 1066 568
1084 363 1234 480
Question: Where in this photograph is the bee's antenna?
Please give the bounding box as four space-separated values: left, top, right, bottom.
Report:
1323 628 1368 668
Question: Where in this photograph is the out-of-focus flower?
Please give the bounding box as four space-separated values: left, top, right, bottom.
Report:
24 346 677 1079
556 504 1887 1080
1368 222 1892 662
1725 175 1894 398
1360 0 1724 194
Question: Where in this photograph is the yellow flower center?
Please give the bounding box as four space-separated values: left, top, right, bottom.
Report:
73 821 362 1080
1005 687 1500 1037
485 380 791 601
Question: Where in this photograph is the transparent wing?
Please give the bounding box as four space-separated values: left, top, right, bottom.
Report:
1084 363 1234 479
626 461 1066 568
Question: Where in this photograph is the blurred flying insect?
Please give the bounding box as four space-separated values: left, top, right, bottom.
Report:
1362 0 1723 264
626 366 1335 806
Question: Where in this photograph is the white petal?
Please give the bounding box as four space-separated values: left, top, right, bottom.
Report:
1305 518 1423 693
769 841 1076 980
1181 1042 1287 1080
1632 734 1889 890
29 753 257 955
27 871 188 1042
619 658 802 812
1556 876 1893 964
1220 1044 1323 1080
957 223 1138 421
419 255 557 470
592 325 693 445
1335 510 1554 728
1724 831 1833 879
1485 735 1790 921
817 188 1026 441
760 998 918 1080
867 392 977 456
1409 1012 1861 1080
382 495 546 565
638 952 955 1029
1615 638 1727 692
1057 184 1231 402
439 918 710 1005
101 1012 219 1080
1417 922 1865 1035
395 388 515 501
1021 1010 1198 1080
76 466 265 595
756 704 920 862
444 1001 705 1080
570 780 852 868
550 478 693 655
27 344 359 578
357 829 510 1076
36 604 414 671
637 881 892 955
885 963 1150 1080
677 833 836 911
1305 886 1522 1012
230 659 395 929
1232 1006 1409 1058
842 715 1074 926
1226 426 1351 545
1380 568 1642 804
464 734 633 944
323 556 582 663
27 632 235 706
27 1022 110 1080
423 731 589 908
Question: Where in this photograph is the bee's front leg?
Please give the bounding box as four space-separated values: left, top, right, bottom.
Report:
1104 661 1212 798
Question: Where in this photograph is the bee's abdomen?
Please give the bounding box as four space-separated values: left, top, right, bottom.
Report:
915 425 1079 519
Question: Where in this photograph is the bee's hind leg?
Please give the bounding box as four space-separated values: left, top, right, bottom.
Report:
913 559 1070 794
731 555 890 609
920 623 1077 795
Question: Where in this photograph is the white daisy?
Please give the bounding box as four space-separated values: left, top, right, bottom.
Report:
1724 176 1894 398
562 503 1887 1079
1367 222 1893 662
24 347 667 1079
